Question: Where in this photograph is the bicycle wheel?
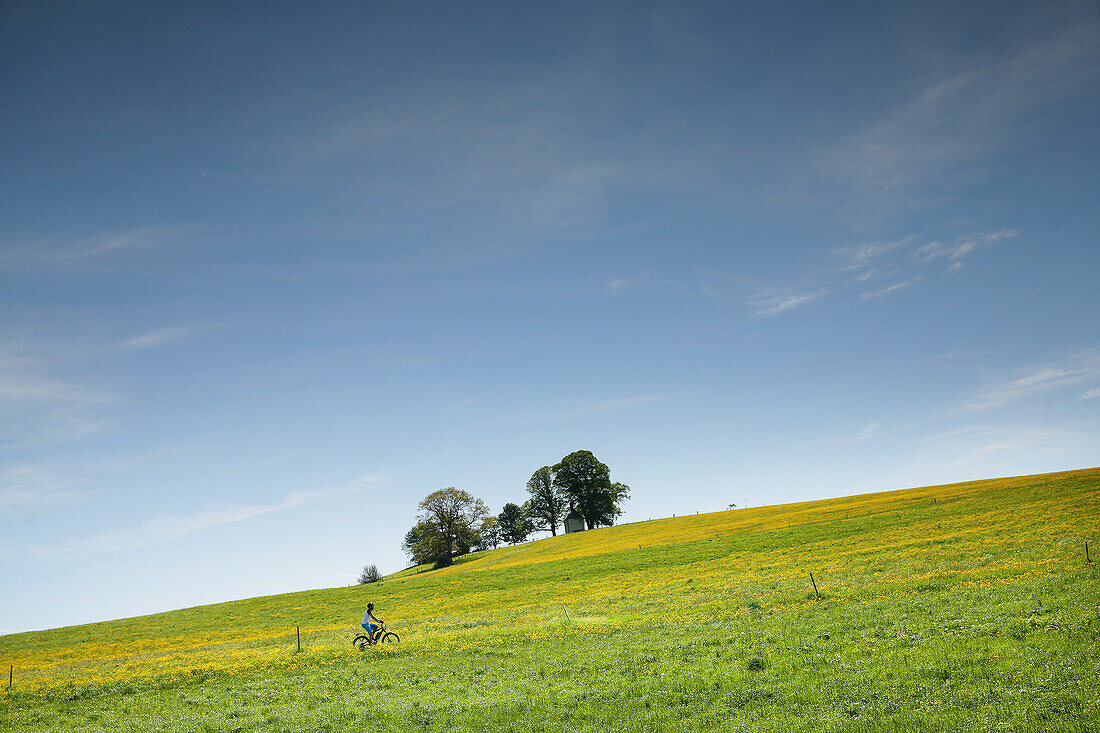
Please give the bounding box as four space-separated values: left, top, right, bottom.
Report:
380 632 399 643
352 634 371 650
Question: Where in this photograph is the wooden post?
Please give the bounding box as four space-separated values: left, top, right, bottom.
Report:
562 603 571 622
8 664 11 690
810 572 821 599
296 626 301 652
1087 541 1092 564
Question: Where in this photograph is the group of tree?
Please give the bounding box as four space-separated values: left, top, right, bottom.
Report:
401 450 629 569
548 450 630 531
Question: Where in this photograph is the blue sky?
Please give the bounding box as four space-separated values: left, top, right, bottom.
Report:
2 0 1098 633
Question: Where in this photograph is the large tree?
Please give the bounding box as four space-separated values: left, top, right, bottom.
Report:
401 522 436 566
525 465 566 536
476 515 501 551
552 450 630 529
404 487 488 568
498 502 533 545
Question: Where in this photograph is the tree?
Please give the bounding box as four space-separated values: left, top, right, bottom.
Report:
552 450 630 529
402 522 438 566
476 516 501 551
404 487 489 569
498 502 533 545
609 481 631 521
525 465 566 536
521 499 548 533
357 563 382 584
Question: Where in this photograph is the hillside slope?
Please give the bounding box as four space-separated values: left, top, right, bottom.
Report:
2 468 1098 731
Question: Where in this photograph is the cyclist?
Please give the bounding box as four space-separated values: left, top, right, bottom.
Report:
362 602 384 640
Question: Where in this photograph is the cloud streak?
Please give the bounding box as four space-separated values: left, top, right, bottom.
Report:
0 343 118 445
0 323 210 447
916 229 1018 270
0 374 114 405
24 474 389 562
273 72 635 276
958 351 1100 413
917 422 1099 474
822 22 1100 196
749 289 829 317
857 421 882 440
0 450 189 515
741 228 1015 316
0 227 177 270
0 464 89 512
126 326 201 350
510 395 673 423
859 282 911 301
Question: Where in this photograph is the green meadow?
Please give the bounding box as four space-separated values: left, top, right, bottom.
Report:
2 467 1098 732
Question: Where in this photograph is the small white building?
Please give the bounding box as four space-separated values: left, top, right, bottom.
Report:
564 507 585 534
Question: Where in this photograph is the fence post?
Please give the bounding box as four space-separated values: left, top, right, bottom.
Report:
296 626 301 652
1088 541 1092 564
810 572 821 599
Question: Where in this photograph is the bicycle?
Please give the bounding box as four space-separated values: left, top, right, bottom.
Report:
352 622 399 649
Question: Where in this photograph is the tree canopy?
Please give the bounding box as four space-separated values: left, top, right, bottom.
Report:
403 487 488 568
552 450 630 529
525 465 566 536
498 502 533 545
476 516 501 551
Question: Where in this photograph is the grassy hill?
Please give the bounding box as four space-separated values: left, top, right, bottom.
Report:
2 467 1098 732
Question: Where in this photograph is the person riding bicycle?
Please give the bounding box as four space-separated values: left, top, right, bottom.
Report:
362 602 384 640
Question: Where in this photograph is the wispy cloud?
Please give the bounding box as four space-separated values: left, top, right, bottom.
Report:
0 343 117 445
25 474 388 561
0 227 177 269
126 326 200 350
859 282 912 301
0 323 209 446
565 395 672 415
917 422 1099 474
0 374 113 405
742 228 1014 316
0 451 185 515
608 276 639 292
958 351 1100 413
277 75 632 275
822 22 1100 197
749 289 829 317
834 239 911 272
608 270 699 295
0 464 89 512
510 395 673 423
857 421 882 440
915 229 1017 270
